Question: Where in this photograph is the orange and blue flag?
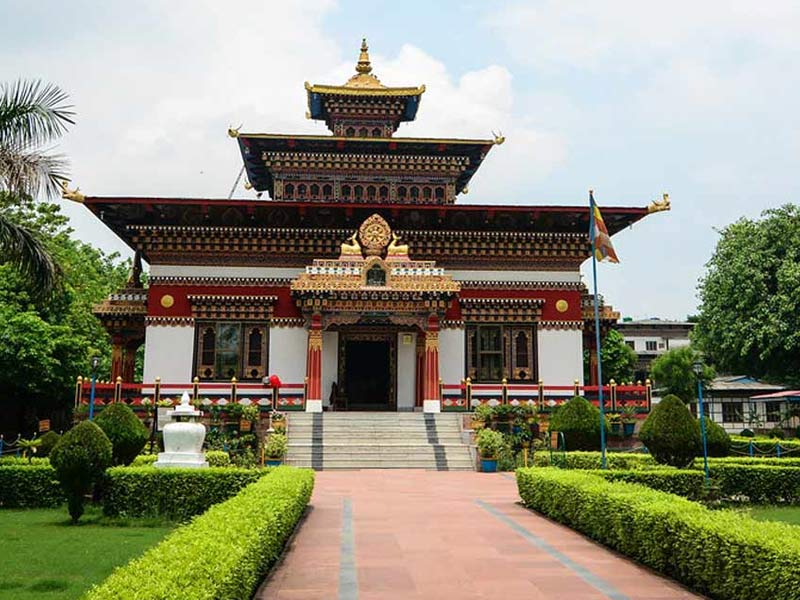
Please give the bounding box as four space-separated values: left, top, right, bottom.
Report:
589 191 619 263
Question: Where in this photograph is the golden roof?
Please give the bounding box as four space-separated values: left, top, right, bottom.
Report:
305 38 425 98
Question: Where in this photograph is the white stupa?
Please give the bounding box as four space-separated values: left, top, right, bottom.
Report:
154 392 209 468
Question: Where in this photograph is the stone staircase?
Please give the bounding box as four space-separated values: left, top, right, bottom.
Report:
284 412 475 470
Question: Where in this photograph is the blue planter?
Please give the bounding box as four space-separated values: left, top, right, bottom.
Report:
623 422 635 436
481 458 498 473
265 459 283 467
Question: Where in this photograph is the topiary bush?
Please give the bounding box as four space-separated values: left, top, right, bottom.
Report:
548 396 608 451
206 450 231 467
639 394 701 467
50 421 113 523
740 428 755 437
95 403 149 466
37 431 61 457
699 418 731 457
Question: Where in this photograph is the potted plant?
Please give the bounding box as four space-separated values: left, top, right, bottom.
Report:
476 429 504 473
608 412 622 435
270 410 286 433
620 405 637 436
472 404 492 430
264 432 287 466
240 404 259 432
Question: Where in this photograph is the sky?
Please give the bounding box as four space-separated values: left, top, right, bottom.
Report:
3 0 799 320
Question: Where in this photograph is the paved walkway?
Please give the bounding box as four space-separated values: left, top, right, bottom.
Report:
256 471 702 600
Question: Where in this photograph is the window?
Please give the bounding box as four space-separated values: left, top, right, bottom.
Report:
466 324 537 382
766 401 783 423
645 341 657 351
722 402 743 423
365 264 386 286
310 184 320 198
372 127 382 137
196 323 267 381
284 183 294 199
625 340 635 350
322 184 332 198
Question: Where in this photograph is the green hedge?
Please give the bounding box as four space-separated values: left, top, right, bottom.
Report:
703 456 800 468
103 467 267 520
709 463 800 504
0 465 64 507
590 468 705 500
0 456 50 466
87 467 314 600
532 451 655 470
131 451 231 468
516 468 800 600
731 436 800 451
130 455 157 467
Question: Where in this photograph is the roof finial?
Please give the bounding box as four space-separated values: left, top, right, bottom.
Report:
356 38 372 75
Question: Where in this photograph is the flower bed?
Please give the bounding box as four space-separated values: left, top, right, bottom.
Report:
103 466 267 520
87 466 314 600
516 468 800 600
0 465 64 508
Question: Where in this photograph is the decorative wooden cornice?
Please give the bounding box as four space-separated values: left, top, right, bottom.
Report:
460 297 544 323
263 152 469 175
145 316 195 327
540 320 584 330
270 317 306 327
441 319 465 329
459 280 583 290
188 294 278 320
149 276 293 287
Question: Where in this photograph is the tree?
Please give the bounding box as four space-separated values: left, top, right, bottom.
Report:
0 80 74 297
584 329 638 384
650 346 715 403
95 403 149 466
0 194 130 436
639 394 701 467
694 204 800 385
548 396 609 451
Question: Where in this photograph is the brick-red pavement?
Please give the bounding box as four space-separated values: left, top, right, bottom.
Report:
256 470 702 600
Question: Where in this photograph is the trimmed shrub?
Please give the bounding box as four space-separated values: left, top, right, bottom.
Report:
87 467 314 600
704 456 800 468
50 421 113 523
206 450 231 467
709 463 800 504
95 403 149 466
103 466 266 520
639 394 700 467
590 468 705 500
37 431 61 457
516 468 800 600
0 456 50 466
731 436 800 452
0 465 64 507
739 428 755 437
699 418 731 457
131 454 158 467
532 451 654 470
548 396 608 451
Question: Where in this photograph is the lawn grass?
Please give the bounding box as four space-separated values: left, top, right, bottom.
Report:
0 506 173 600
749 505 800 526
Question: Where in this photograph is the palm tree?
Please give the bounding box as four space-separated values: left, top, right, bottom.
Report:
0 79 75 296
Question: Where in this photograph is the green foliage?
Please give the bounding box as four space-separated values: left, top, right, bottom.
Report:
649 346 714 402
532 451 655 470
589 468 706 500
206 450 231 467
476 428 505 458
709 463 800 504
695 204 800 385
102 466 267 520
548 396 608 451
94 403 148 466
473 404 492 422
0 455 50 465
49 421 112 523
36 430 60 457
639 394 701 467
516 468 800 600
731 435 800 452
131 454 157 467
770 426 786 439
587 329 637 383
87 467 314 600
0 194 131 436
0 464 64 507
739 428 756 437
700 418 731 457
264 433 287 459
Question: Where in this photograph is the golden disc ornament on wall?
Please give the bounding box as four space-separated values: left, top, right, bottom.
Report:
359 213 391 256
555 299 569 313
160 294 175 309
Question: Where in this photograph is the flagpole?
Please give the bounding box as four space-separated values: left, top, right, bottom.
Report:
589 190 608 470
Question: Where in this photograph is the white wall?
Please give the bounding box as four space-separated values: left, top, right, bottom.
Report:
321 331 338 407
397 332 417 411
143 325 196 383
439 328 465 383
537 328 584 385
268 327 307 384
449 269 580 283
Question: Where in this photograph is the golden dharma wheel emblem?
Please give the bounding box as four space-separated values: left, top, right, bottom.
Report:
160 294 175 309
555 299 569 313
359 213 391 256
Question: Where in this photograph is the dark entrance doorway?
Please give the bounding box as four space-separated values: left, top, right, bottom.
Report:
344 340 392 410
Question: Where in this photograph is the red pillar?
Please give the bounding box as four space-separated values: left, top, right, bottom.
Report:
423 314 441 409
110 337 124 381
415 334 425 408
121 340 140 383
305 314 323 405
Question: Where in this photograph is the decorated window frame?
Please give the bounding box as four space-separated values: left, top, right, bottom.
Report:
465 323 537 383
194 322 269 382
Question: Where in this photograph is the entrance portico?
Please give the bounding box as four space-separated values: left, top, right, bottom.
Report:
292 214 459 412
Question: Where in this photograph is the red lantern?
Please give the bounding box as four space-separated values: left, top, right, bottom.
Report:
268 374 282 389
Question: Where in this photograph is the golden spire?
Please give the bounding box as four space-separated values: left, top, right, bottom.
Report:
356 38 372 74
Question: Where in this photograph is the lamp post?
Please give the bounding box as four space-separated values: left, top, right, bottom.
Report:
693 360 710 486
88 356 100 421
